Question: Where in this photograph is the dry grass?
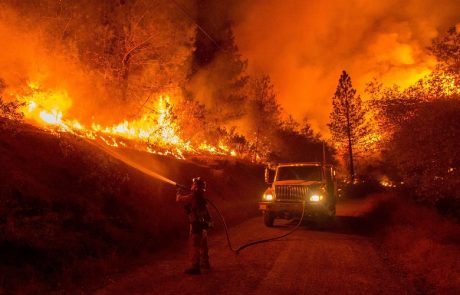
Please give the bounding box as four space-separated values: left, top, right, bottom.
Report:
370 195 460 294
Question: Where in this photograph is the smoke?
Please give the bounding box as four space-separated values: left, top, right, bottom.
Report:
0 5 109 124
2 0 459 139
0 1 197 126
231 0 460 135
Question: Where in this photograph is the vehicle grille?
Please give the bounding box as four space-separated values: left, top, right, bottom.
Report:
275 185 308 201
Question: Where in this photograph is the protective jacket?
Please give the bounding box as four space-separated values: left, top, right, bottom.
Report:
177 190 211 233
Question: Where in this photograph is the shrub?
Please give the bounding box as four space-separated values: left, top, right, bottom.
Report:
385 99 460 211
373 196 460 293
340 179 384 199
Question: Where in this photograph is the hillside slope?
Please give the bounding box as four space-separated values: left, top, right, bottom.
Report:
0 120 266 293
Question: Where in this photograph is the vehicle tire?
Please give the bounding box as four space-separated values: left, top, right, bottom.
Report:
317 209 336 230
329 206 336 219
263 212 275 227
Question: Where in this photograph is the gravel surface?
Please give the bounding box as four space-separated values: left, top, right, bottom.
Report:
96 198 414 295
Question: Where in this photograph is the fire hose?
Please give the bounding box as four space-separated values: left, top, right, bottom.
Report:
83 137 306 254
209 198 306 254
176 183 307 255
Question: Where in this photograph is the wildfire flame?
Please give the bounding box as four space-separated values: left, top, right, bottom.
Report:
15 81 237 159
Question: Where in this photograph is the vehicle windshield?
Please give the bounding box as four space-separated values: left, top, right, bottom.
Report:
276 166 322 181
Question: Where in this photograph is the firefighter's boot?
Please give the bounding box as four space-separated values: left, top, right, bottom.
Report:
186 233 202 275
200 261 210 270
200 230 210 270
184 266 201 275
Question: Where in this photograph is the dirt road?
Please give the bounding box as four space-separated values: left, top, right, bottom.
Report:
96 198 412 295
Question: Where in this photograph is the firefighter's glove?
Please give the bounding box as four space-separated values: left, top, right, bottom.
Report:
176 187 184 198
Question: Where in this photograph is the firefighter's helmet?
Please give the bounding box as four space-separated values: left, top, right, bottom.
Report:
192 177 206 191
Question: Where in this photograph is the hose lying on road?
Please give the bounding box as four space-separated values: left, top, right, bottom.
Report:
206 198 306 255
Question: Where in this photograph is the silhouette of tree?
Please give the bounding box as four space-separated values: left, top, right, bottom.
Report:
430 26 460 84
328 71 368 181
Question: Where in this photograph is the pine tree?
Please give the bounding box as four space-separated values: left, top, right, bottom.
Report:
247 75 282 160
328 71 367 181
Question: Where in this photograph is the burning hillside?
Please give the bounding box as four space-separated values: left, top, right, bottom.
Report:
9 81 237 159
0 2 240 161
0 1 325 167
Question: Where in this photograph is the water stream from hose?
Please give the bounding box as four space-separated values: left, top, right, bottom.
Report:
83 137 177 186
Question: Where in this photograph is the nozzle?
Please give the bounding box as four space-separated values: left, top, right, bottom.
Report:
175 183 190 194
175 183 188 190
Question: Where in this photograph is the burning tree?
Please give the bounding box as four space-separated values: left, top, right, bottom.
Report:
0 97 23 121
328 71 368 181
365 26 460 216
6 0 195 117
0 79 23 121
188 0 249 128
367 26 460 148
430 26 460 85
246 75 283 160
268 119 328 163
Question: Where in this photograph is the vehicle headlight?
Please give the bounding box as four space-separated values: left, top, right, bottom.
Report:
263 193 274 201
309 194 323 202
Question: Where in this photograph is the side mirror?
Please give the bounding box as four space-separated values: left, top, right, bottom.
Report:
264 167 275 184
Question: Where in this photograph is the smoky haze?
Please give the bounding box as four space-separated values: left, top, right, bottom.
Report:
232 0 460 135
0 6 114 123
0 1 196 126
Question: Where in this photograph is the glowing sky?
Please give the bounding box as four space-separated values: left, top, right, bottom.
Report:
233 0 460 134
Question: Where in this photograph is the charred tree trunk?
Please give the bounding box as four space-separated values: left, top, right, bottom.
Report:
253 126 260 162
345 100 355 182
120 55 131 102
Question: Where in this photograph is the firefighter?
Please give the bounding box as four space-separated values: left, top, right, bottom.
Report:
176 177 212 275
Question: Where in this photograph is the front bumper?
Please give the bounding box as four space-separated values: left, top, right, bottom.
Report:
258 201 332 219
